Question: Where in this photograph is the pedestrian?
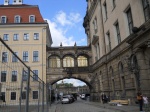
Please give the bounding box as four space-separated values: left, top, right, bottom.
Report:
143 94 149 111
101 93 106 104
137 92 143 112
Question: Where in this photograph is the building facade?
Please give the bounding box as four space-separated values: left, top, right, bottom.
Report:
83 0 150 103
0 0 52 105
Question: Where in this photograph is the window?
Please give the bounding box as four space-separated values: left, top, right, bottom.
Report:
29 15 35 23
23 70 28 81
24 33 29 40
106 32 111 51
49 56 61 68
14 15 20 23
77 56 88 67
22 91 26 99
23 51 28 62
33 70 38 81
13 34 19 41
126 8 133 34
1 71 6 82
2 52 8 62
3 34 9 41
103 2 108 20
33 91 38 99
12 71 17 81
1 92 5 102
115 22 121 44
12 52 18 62
142 0 150 21
1 16 7 23
11 92 16 100
33 51 38 62
93 17 98 33
63 56 74 67
34 33 39 40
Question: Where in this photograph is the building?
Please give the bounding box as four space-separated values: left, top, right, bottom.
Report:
83 0 150 103
0 0 52 105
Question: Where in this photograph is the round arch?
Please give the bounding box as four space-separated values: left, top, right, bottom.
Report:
49 77 93 90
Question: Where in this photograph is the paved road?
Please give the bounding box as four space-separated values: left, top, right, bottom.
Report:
54 99 121 112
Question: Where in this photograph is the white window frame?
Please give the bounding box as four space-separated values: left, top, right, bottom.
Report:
11 70 17 82
1 16 7 23
23 51 29 62
34 33 39 40
2 52 8 63
29 15 35 23
3 34 9 41
33 70 38 81
33 51 39 62
12 52 18 62
14 15 21 23
24 33 29 40
13 34 19 41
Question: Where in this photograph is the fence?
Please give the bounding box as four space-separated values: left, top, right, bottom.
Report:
0 37 49 112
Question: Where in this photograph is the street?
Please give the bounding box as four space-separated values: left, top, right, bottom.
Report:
52 98 121 112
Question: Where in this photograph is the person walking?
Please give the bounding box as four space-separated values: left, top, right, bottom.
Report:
137 92 143 112
143 94 149 111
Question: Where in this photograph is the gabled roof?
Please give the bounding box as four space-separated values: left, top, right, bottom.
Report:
0 4 45 23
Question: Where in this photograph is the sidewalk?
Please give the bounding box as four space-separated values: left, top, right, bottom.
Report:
84 101 139 112
48 101 59 112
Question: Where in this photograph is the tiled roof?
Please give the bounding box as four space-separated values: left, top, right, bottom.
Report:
0 4 45 23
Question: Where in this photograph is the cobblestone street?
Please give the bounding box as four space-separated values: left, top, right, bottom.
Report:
49 98 139 112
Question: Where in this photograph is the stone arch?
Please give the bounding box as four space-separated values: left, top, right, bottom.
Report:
62 52 75 59
49 76 93 90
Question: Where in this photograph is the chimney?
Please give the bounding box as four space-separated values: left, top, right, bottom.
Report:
4 0 9 5
13 0 23 5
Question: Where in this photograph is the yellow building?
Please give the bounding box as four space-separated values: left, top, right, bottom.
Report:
0 0 52 105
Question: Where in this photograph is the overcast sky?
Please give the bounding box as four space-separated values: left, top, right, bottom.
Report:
0 0 87 86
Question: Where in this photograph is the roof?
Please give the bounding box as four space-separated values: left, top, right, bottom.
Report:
0 4 45 23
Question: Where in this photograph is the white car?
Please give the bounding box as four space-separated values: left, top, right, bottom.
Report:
81 94 86 99
61 96 70 104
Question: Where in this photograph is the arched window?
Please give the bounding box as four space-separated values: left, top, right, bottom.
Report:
77 56 88 67
63 56 74 67
49 56 60 68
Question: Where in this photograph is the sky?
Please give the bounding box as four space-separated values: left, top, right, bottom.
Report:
0 0 87 86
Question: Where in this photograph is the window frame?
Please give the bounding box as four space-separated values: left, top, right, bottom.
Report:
33 91 38 99
126 8 133 34
24 33 29 40
12 70 17 82
23 51 28 62
12 52 18 62
14 15 21 23
1 71 7 82
3 34 9 41
22 91 26 100
33 51 39 62
106 31 111 51
29 15 35 23
142 0 150 21
34 33 39 40
13 34 19 41
1 16 7 23
103 2 108 20
115 22 121 44
33 70 38 81
11 92 16 100
2 52 8 63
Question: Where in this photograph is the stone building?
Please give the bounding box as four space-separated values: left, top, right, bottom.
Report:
83 0 150 103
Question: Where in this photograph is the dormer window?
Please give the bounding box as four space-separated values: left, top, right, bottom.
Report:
1 16 7 23
29 15 35 23
14 15 21 23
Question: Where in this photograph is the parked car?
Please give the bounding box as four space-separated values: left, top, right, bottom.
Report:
61 96 70 104
81 94 86 99
66 94 75 103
